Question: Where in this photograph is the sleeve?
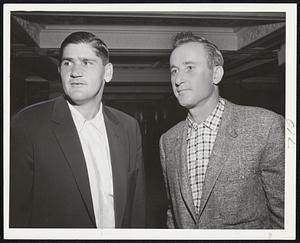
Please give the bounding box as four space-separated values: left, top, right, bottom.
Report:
129 119 146 228
10 116 34 227
260 114 285 229
159 135 175 228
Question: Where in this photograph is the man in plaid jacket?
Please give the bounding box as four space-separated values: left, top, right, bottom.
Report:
159 32 284 229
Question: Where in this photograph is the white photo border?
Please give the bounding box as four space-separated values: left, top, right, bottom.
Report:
3 3 297 240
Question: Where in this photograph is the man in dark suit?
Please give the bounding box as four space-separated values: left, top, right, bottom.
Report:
10 31 146 228
159 32 284 229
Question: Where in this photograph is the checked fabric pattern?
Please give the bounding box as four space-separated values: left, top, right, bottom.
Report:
186 99 225 213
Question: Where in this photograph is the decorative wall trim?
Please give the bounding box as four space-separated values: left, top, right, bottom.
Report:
12 16 42 46
237 22 285 49
39 25 237 50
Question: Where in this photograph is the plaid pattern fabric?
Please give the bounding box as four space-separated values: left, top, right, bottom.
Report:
187 98 225 213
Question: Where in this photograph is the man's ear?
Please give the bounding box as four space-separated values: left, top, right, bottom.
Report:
104 63 113 83
212 66 224 85
58 65 61 74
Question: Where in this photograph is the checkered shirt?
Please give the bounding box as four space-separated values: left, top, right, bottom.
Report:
186 98 225 213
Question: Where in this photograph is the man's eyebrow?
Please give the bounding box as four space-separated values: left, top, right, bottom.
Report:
61 57 99 63
80 57 98 62
183 61 196 65
169 61 196 70
61 57 73 62
170 64 178 70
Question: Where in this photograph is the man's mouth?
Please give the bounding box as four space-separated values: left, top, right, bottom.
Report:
177 89 189 94
70 82 85 86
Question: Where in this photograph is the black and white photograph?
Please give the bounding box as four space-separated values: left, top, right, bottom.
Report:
3 3 296 240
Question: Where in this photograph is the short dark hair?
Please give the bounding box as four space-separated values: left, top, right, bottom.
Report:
172 31 224 69
59 31 109 65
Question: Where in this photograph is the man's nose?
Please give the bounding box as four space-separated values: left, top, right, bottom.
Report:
70 63 83 78
174 72 184 87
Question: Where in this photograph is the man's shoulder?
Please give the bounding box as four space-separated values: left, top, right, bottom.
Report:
12 97 60 122
223 99 285 137
225 99 284 123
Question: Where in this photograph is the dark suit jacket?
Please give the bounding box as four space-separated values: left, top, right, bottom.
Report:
159 99 284 229
10 96 146 228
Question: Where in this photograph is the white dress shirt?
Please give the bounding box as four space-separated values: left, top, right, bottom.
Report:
68 102 115 228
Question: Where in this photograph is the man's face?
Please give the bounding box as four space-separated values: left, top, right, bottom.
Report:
59 43 111 106
170 42 217 110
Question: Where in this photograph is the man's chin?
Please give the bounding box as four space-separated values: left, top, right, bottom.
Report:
178 102 192 109
176 97 191 109
65 95 86 106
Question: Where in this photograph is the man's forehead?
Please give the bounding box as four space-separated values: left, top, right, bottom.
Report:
62 43 99 58
63 43 94 53
170 42 207 62
173 42 206 54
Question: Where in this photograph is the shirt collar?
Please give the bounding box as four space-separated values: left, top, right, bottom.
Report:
68 102 104 133
187 98 225 132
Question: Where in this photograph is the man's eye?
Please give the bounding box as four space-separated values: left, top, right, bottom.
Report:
83 60 92 66
62 61 71 66
170 69 178 75
186 65 193 70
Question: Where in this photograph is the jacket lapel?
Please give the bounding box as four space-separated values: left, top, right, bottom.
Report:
103 106 128 228
198 100 238 219
176 122 198 223
50 96 96 227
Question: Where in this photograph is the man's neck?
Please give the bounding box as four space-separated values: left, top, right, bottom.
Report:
73 100 102 120
188 94 219 124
